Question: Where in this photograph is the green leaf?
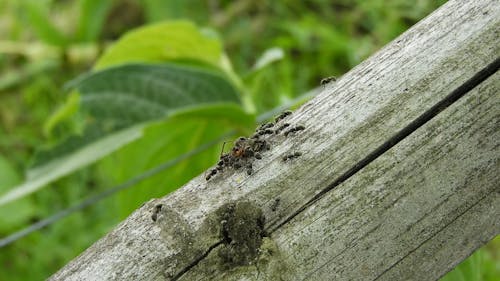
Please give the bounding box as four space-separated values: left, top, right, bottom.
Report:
45 20 245 132
0 63 249 206
0 156 20 189
169 103 255 129
0 60 58 91
43 91 80 137
21 0 69 46
0 126 143 206
69 63 242 124
99 119 232 217
75 0 113 42
251 47 285 72
0 156 36 231
95 21 223 69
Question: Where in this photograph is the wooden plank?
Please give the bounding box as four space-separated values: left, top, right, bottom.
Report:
281 73 500 281
182 72 499 280
49 0 499 280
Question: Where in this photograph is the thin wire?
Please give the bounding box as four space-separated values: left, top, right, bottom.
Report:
0 132 233 248
0 89 321 248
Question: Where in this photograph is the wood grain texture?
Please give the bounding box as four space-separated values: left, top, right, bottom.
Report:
276 73 499 281
50 0 500 280
181 69 500 281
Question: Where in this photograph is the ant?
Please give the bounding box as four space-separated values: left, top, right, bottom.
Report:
151 204 163 222
205 109 306 182
275 110 292 123
206 137 269 181
283 125 305 136
274 123 290 134
320 76 336 86
283 152 302 162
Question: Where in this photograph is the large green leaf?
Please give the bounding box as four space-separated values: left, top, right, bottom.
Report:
71 63 241 122
0 126 143 206
95 21 223 69
0 63 252 206
37 63 245 166
98 119 232 218
43 91 81 137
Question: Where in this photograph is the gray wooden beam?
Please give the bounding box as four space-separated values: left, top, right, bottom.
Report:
50 0 499 280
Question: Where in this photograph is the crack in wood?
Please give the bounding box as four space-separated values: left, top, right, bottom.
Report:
169 57 499 280
370 190 494 281
170 201 266 280
169 240 224 281
299 222 384 281
267 57 500 234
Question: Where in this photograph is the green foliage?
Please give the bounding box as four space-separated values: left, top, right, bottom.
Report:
0 155 36 232
99 119 229 217
95 21 223 69
0 170 119 281
20 0 70 46
75 0 113 42
43 91 81 137
0 22 250 207
0 126 143 206
72 63 240 117
248 47 285 74
0 1 495 280
441 236 500 281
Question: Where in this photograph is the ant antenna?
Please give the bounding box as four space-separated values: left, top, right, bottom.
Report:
220 137 241 156
220 141 227 157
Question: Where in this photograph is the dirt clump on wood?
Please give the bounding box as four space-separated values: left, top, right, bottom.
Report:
216 201 266 268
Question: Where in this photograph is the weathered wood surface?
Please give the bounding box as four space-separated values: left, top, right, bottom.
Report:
50 0 500 280
184 73 499 280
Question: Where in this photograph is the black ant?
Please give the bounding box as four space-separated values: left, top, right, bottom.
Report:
274 123 290 134
275 110 292 123
206 137 269 181
320 76 336 86
283 125 305 136
205 168 218 181
283 152 302 162
270 198 280 212
151 204 163 222
205 110 306 182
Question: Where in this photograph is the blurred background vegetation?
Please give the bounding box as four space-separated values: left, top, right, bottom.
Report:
0 0 498 280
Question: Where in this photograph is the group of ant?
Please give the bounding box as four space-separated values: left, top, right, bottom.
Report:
205 110 305 181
